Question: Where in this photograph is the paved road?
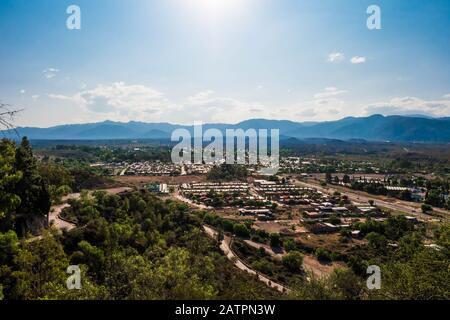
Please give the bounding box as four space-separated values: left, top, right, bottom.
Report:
203 225 290 294
293 179 448 222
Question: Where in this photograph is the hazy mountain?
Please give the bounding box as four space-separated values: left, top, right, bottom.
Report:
4 115 450 143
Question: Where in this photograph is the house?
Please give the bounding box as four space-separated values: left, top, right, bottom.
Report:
239 208 273 216
332 207 349 214
307 222 338 234
351 230 362 238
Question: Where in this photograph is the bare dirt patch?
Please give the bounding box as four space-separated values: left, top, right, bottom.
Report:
114 175 207 187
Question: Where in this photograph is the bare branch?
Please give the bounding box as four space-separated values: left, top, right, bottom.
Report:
0 102 23 136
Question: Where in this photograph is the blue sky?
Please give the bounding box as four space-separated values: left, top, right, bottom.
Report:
0 0 449 127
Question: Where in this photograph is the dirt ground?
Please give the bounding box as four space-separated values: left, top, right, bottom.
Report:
302 254 345 278
252 220 302 235
114 175 207 187
296 232 366 254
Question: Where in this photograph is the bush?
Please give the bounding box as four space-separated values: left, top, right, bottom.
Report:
421 204 433 213
269 233 281 247
315 248 331 262
282 251 303 272
283 238 297 252
233 224 250 238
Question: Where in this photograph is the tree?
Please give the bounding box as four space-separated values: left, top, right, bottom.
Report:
343 174 351 184
233 224 250 238
366 232 387 251
289 273 339 300
282 251 303 272
315 248 331 262
283 238 297 252
269 233 281 247
10 232 69 299
0 140 22 229
329 269 365 300
14 137 51 217
325 173 332 184
373 249 450 299
153 248 216 299
425 189 443 207
0 230 19 265
421 204 433 214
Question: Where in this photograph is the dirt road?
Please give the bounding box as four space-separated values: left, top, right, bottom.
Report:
49 203 76 231
173 192 213 210
49 187 133 232
203 225 290 294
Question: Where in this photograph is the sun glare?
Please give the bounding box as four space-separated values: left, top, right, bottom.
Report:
182 0 249 21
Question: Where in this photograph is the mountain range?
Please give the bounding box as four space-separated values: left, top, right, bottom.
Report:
3 115 450 143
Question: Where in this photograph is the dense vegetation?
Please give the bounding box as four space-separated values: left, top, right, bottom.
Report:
207 164 248 181
0 138 51 235
0 138 449 300
0 189 279 299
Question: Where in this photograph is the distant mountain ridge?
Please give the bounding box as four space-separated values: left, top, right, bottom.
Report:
4 115 450 143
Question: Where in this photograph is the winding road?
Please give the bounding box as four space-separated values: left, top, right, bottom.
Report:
48 187 133 232
203 225 290 294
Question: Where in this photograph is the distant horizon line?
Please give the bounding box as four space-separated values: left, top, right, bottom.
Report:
12 113 445 130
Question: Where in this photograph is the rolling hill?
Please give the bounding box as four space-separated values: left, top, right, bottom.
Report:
3 115 450 143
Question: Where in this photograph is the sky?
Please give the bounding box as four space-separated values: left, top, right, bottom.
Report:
0 0 449 127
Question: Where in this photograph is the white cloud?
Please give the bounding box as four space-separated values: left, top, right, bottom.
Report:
49 82 169 119
365 96 450 117
43 68 60 79
20 89 26 94
327 52 345 63
443 93 450 99
314 87 347 99
296 108 318 117
31 95 39 100
48 83 266 124
350 56 366 64
186 90 215 105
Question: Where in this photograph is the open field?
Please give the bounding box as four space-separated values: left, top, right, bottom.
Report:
114 174 207 186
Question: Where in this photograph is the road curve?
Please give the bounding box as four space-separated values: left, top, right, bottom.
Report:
203 225 290 294
49 187 133 232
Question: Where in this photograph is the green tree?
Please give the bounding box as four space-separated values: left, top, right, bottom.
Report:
425 189 443 207
14 137 51 217
0 230 19 265
282 251 303 272
0 140 22 229
11 232 69 299
269 233 281 247
233 224 250 238
315 248 331 262
366 232 387 251
329 269 365 300
153 248 216 299
421 204 433 213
